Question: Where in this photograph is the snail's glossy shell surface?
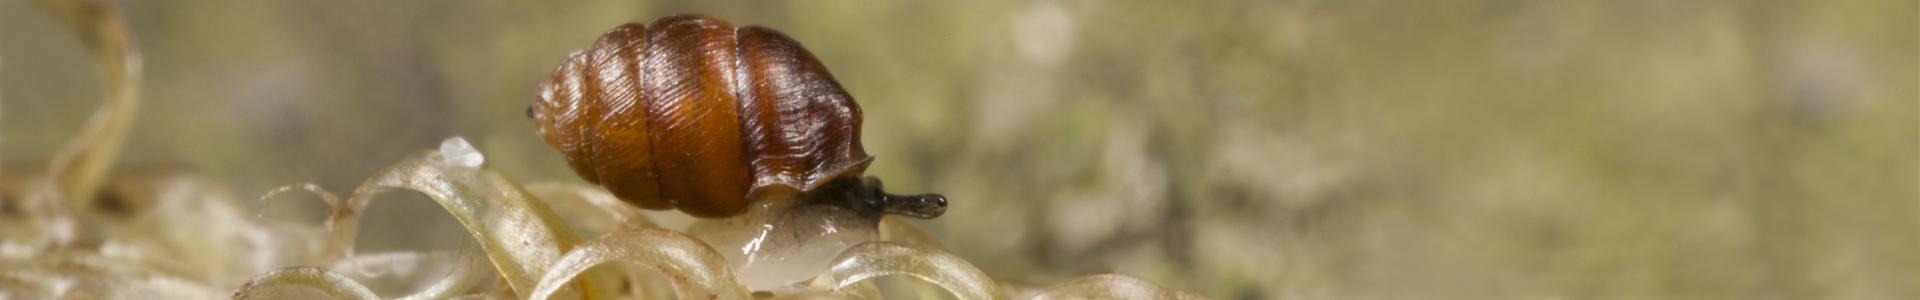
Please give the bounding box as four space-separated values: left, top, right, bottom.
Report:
532 15 871 218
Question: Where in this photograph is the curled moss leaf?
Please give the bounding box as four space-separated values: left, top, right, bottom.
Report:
259 183 345 222
525 182 656 235
0 273 58 298
326 251 493 300
0 251 222 298
448 286 518 300
122 277 227 299
826 242 1004 300
877 216 941 248
0 271 62 298
804 274 882 299
27 0 142 215
260 182 351 265
55 274 218 299
1027 274 1205 300
81 171 320 285
336 150 615 299
764 290 869 300
17 254 206 297
528 226 750 300
0 251 144 281
1 174 78 249
232 267 379 300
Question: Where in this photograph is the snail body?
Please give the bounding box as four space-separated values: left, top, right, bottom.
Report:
530 15 944 220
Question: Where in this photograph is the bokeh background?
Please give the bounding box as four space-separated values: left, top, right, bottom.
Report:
2 0 1915 298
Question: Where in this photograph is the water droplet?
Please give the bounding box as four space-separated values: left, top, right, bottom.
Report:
438 137 485 168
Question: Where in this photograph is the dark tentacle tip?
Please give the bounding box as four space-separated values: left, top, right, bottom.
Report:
881 193 947 219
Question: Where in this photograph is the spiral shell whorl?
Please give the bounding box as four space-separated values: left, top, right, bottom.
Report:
734 26 872 199
531 15 873 218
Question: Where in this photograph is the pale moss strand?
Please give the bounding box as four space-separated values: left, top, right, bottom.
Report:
258 182 351 266
232 267 379 300
525 182 657 234
334 151 619 299
1026 274 1208 300
324 251 494 300
27 0 142 218
528 226 751 300
826 242 1007 300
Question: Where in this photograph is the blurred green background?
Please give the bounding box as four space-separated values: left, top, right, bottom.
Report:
2 0 1914 298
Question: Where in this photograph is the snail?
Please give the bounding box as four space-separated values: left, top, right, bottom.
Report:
530 15 951 290
528 14 946 220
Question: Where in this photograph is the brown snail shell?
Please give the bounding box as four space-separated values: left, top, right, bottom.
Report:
530 15 943 219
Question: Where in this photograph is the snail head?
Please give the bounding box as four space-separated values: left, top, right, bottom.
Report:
804 176 947 219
